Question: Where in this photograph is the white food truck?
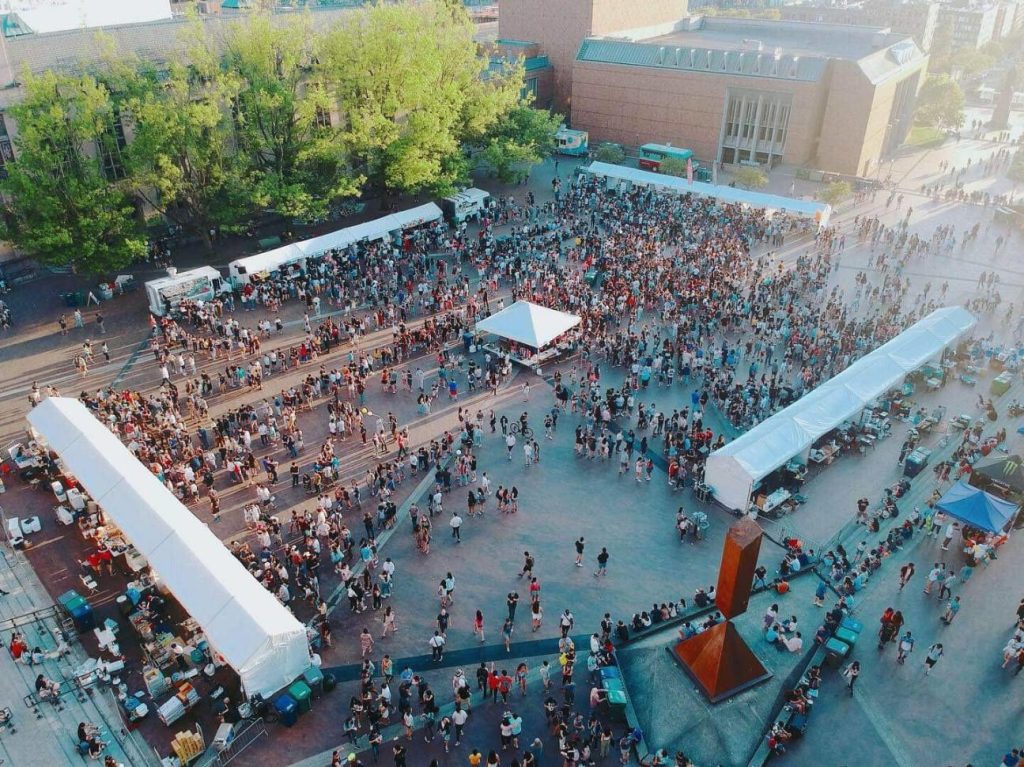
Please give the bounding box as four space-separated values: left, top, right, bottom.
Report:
145 266 230 317
441 188 491 224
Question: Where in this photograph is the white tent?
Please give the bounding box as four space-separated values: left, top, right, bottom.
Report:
704 306 976 511
229 203 443 284
584 162 832 226
28 398 310 698
475 301 581 348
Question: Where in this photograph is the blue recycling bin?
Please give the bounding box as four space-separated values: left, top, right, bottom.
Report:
599 666 621 681
840 616 864 635
302 666 324 698
70 602 95 632
273 694 298 727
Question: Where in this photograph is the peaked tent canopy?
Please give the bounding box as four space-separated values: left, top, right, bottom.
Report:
705 306 976 511
970 454 1024 494
475 301 581 349
935 480 1019 534
29 398 310 698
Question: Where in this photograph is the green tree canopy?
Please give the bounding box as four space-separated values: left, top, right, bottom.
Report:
821 180 852 207
0 69 145 273
915 74 965 131
659 156 689 177
477 105 561 182
594 143 625 164
219 13 355 218
733 166 768 189
322 0 521 198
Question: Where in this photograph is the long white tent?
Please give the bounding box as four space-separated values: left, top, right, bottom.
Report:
228 202 443 285
704 306 976 511
584 161 832 226
475 300 581 348
29 398 310 698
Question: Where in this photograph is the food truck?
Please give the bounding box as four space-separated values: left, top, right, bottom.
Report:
145 266 229 317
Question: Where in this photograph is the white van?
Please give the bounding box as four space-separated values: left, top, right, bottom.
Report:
441 188 491 224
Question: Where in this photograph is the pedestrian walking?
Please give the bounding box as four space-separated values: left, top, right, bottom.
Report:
841 660 860 695
897 631 915 664
574 537 585 567
898 563 915 591
450 511 462 542
923 643 944 675
594 547 609 577
941 596 961 625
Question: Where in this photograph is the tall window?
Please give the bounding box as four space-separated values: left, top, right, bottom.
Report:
314 105 332 129
100 106 128 181
0 113 13 180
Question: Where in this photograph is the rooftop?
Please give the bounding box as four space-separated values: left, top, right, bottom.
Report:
577 17 924 84
642 17 909 60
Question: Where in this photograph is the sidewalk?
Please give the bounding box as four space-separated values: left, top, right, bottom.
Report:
0 535 157 767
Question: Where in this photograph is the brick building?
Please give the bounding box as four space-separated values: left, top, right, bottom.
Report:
499 0 928 176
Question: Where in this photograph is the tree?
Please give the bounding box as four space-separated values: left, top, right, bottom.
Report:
953 49 995 77
323 0 521 200
929 21 954 74
594 143 625 164
915 74 965 131
0 70 145 273
659 156 689 177
821 180 852 207
733 166 768 190
118 54 256 251
220 13 356 218
476 105 562 182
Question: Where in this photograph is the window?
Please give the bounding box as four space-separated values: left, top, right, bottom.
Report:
314 105 332 129
0 113 12 180
522 77 538 101
100 106 127 181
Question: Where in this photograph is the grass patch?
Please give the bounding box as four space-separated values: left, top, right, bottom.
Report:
904 125 946 148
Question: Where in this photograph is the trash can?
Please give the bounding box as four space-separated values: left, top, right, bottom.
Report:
288 681 312 714
599 666 621 681
991 372 1013 397
823 637 849 667
840 616 864 635
273 694 298 727
302 667 324 698
903 447 932 478
97 284 114 301
322 672 336 693
834 626 859 648
601 677 625 694
69 602 95 632
605 688 627 719
58 590 83 611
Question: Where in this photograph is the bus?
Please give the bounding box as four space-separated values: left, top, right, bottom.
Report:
555 127 590 156
638 143 694 172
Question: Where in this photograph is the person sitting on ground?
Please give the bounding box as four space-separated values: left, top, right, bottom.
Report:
35 673 61 701
777 631 803 653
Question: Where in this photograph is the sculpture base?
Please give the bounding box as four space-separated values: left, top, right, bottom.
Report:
669 621 772 703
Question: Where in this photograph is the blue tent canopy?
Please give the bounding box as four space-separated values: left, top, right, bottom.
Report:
935 480 1019 534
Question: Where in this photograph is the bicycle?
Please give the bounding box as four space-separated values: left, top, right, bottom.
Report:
509 422 534 440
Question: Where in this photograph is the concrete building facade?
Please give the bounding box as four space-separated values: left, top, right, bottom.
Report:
937 3 1000 48
499 0 927 176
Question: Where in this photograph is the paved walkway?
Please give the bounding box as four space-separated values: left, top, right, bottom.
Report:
0 539 157 766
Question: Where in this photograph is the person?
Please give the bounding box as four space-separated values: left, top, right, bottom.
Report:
451 704 468 746
941 596 961 625
501 617 514 652
924 643 944 675
594 547 609 577
841 660 860 695
429 631 446 662
897 631 915 664
450 511 462 542
575 537 585 567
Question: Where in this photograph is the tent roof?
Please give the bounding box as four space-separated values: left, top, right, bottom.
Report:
935 480 1019 534
29 398 309 697
971 454 1024 493
475 301 581 348
705 306 976 508
585 161 832 224
229 203 443 276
